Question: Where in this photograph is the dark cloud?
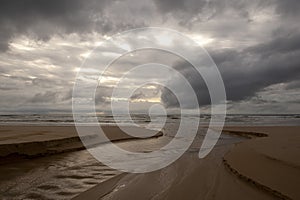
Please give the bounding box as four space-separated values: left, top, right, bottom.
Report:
161 87 179 108
275 0 300 16
130 85 161 101
219 35 300 100
153 0 274 25
154 0 204 13
161 60 210 109
95 85 113 104
0 0 149 51
0 0 297 52
285 80 300 90
61 89 73 101
247 31 300 57
29 89 72 103
130 91 145 100
0 0 91 50
0 0 299 113
30 91 59 103
161 29 300 108
154 0 300 20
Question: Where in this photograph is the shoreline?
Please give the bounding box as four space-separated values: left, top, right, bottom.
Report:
73 126 300 200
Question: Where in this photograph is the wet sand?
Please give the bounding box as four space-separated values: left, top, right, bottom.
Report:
73 126 300 200
0 125 162 199
0 125 162 158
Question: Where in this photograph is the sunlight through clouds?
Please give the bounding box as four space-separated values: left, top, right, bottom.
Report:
0 0 299 114
188 34 214 46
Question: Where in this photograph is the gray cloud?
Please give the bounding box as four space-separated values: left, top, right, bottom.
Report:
0 0 150 51
275 0 300 16
0 86 18 91
285 80 300 90
95 85 114 105
0 0 297 52
130 91 146 100
161 60 210 108
247 31 300 57
29 89 72 103
0 0 93 50
161 29 300 108
0 0 299 114
30 91 59 103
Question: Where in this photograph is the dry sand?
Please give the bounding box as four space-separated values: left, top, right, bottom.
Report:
73 126 300 200
223 126 300 200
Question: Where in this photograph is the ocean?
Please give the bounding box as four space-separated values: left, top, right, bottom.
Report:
0 114 299 126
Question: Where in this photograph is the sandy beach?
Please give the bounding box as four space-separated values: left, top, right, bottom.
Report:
72 126 300 200
0 125 299 199
1 0 300 199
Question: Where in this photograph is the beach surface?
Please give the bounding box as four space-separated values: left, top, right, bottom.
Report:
0 125 163 199
0 125 299 200
72 126 300 200
0 125 162 158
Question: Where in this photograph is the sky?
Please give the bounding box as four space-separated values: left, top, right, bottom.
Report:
0 0 299 114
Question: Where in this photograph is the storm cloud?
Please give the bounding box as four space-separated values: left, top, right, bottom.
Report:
162 29 300 109
0 0 299 114
0 0 149 51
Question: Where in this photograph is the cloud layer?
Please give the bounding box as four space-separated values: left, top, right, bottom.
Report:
0 0 299 114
